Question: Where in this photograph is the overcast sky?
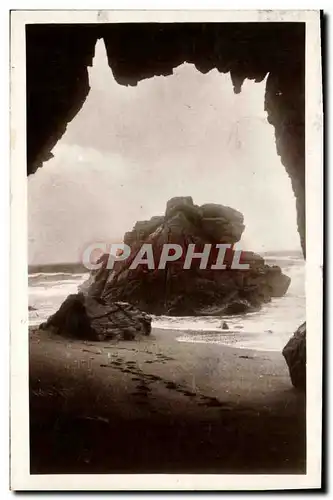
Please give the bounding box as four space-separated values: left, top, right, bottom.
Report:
28 39 301 265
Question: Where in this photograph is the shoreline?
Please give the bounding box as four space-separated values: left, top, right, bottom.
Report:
30 306 301 353
152 325 290 353
29 314 295 352
29 325 305 474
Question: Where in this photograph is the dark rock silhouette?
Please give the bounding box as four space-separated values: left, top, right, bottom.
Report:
282 322 306 391
39 292 151 341
82 197 291 316
26 24 305 258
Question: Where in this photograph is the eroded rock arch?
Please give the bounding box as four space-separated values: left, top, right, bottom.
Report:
26 22 305 254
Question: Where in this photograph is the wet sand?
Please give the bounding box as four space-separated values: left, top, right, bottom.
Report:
29 326 306 474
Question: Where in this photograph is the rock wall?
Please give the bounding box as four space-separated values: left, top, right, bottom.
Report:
26 22 305 254
282 322 306 391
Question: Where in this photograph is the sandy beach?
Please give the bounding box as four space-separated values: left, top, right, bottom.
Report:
29 326 306 475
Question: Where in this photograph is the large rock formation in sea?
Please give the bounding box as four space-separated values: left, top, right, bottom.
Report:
81 196 291 316
39 293 152 341
282 322 306 391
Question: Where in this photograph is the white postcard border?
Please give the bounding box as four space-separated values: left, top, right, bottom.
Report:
10 9 323 491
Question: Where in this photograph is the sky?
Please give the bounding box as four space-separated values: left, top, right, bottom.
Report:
28 39 301 265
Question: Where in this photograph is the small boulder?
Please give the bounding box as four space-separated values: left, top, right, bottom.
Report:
40 293 151 341
282 322 306 391
221 321 229 330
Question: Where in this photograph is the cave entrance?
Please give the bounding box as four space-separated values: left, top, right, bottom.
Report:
28 38 304 350
29 38 301 262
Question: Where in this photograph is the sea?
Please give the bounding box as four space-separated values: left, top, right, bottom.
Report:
28 252 305 352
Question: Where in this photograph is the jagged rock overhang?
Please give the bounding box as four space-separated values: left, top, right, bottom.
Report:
26 22 305 254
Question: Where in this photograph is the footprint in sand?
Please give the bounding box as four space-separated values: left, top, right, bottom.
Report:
181 390 196 398
199 396 230 408
132 382 151 398
156 354 174 361
137 383 150 391
146 374 163 382
165 381 178 390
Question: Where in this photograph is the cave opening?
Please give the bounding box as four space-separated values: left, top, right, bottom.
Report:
28 38 301 264
26 22 305 253
28 37 305 350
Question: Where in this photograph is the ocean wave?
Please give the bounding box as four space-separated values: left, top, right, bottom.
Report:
29 279 84 288
29 272 89 280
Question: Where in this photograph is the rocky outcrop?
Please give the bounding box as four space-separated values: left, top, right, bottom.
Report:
82 197 290 316
39 292 151 341
282 322 306 391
